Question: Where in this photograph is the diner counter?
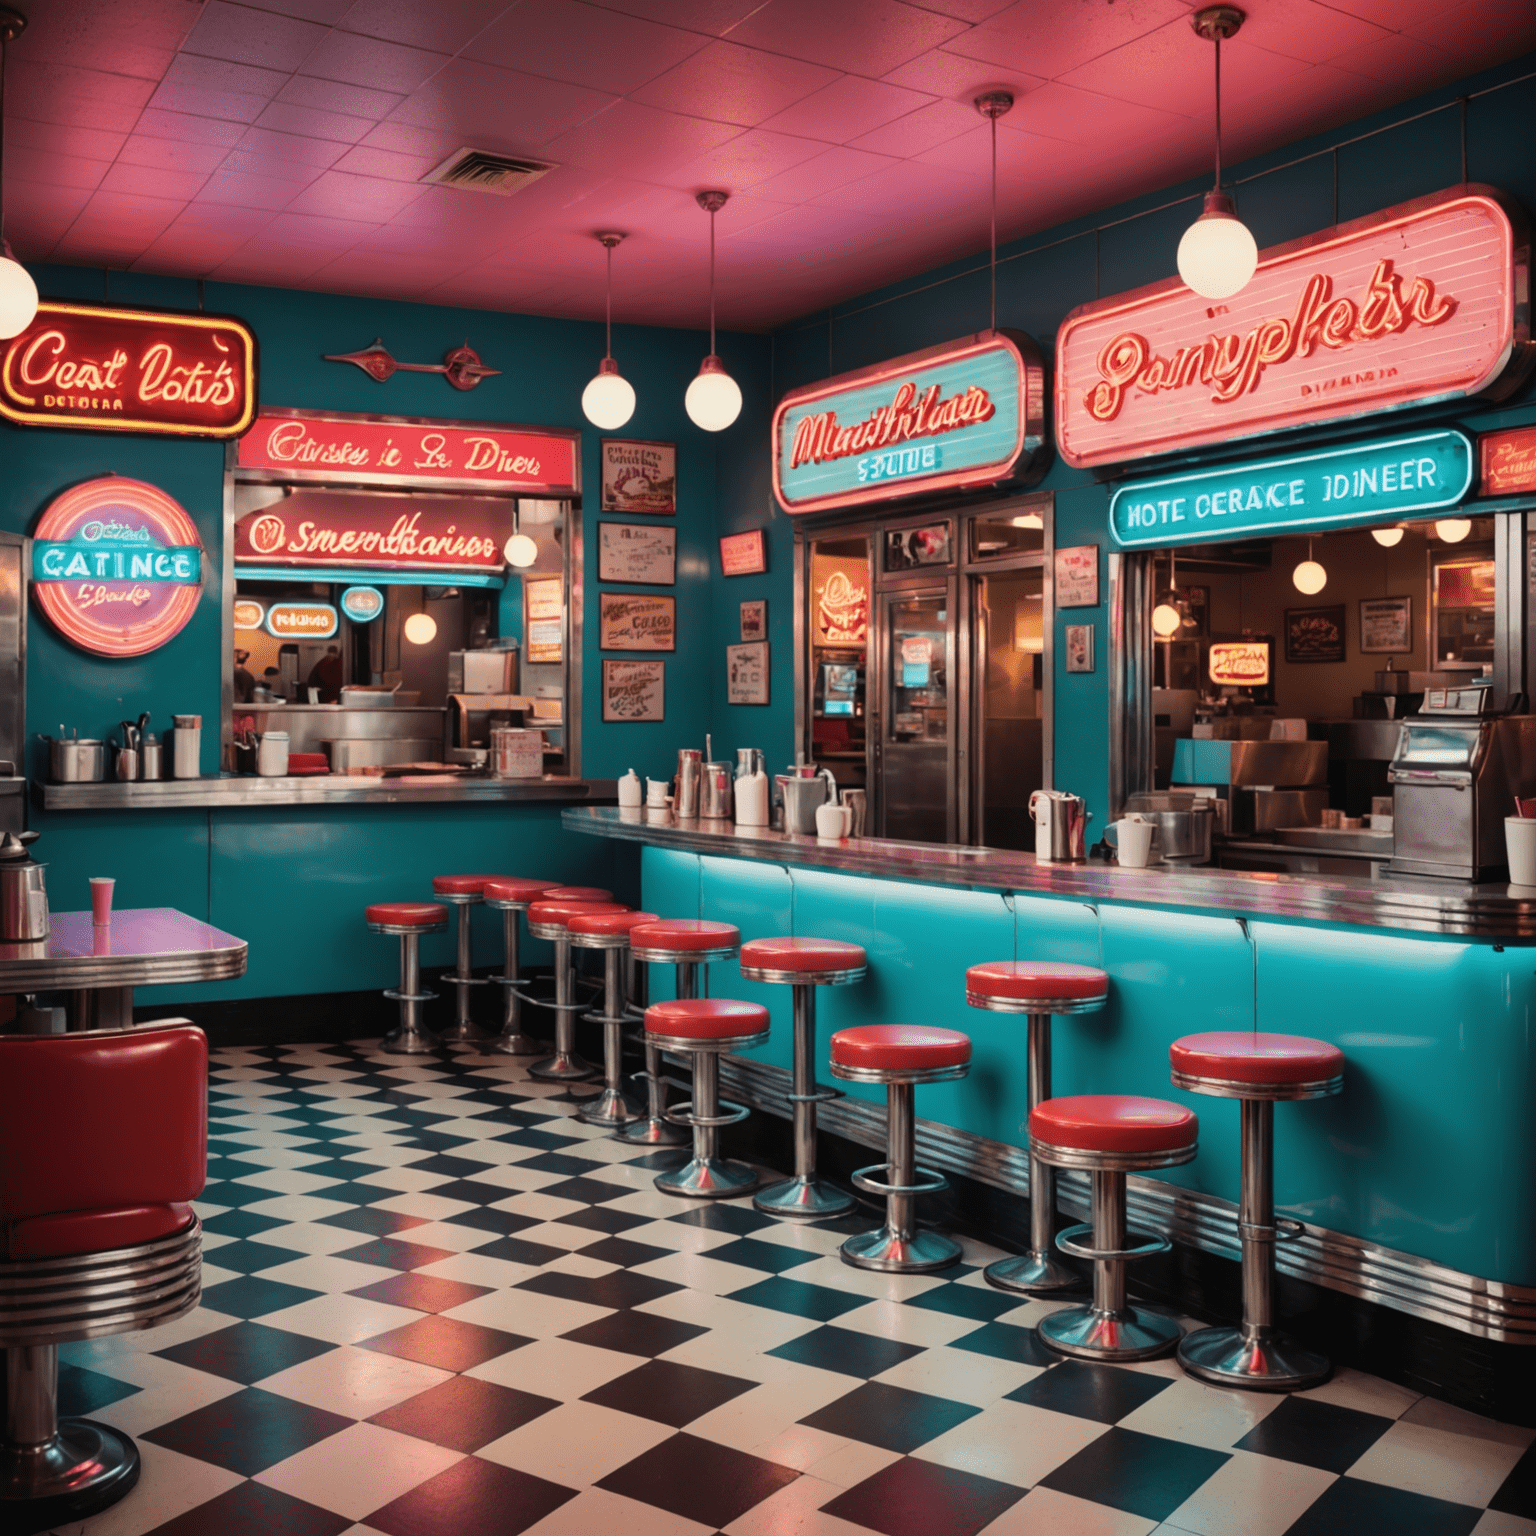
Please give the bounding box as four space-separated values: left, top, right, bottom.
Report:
42 775 616 812
562 805 1536 940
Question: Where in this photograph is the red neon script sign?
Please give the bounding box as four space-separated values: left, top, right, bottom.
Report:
235 502 510 577
0 303 256 438
237 410 580 495
790 380 996 469
1480 426 1536 497
1056 187 1530 470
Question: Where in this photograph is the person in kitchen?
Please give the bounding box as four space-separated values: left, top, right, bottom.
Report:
232 649 255 703
307 645 344 703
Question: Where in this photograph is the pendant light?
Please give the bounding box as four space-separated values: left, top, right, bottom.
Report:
404 611 437 645
1293 538 1327 595
1152 549 1182 637
684 191 741 432
581 233 636 431
1177 6 1258 301
1435 517 1471 544
503 505 538 569
973 90 1013 334
1371 526 1405 547
0 7 38 340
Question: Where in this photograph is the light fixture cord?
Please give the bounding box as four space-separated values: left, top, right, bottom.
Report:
0 25 9 243
708 204 717 357
604 240 613 362
1213 31 1223 192
989 107 998 333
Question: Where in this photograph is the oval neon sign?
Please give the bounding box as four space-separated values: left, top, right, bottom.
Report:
340 585 383 623
233 598 265 630
266 602 337 639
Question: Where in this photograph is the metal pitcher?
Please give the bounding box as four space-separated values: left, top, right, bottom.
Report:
701 759 734 819
1029 789 1092 863
675 749 702 818
735 747 765 779
777 774 828 835
0 831 49 941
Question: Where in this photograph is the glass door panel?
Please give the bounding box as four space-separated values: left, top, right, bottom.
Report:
879 585 953 842
973 569 1044 849
808 534 871 788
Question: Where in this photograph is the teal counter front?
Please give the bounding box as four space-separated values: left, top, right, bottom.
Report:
566 805 1536 1349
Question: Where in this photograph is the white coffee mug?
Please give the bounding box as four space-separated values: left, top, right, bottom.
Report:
815 801 852 839
645 777 670 808
1506 816 1536 886
1105 814 1156 869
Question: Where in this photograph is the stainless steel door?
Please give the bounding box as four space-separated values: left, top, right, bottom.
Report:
875 583 955 843
971 567 1044 849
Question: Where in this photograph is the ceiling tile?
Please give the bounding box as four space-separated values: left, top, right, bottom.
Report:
1236 0 1392 64
579 0 763 34
183 1 333 71
1316 0 1460 26
879 48 1041 101
334 0 511 50
198 167 316 210
940 0 1188 77
6 119 129 162
2 183 97 256
993 80 1188 148
251 100 379 143
99 162 210 201
145 79 273 125
134 108 252 148
727 0 970 77
284 169 431 219
630 40 840 127
331 143 442 181
759 74 935 142
299 31 452 94
1322 28 1465 82
463 0 709 95
663 127 829 190
117 136 235 175
9 62 158 132
4 146 111 193
8 0 195 78
536 99 742 177
231 127 353 171
1400 0 1536 52
382 58 618 149
748 143 901 201
162 51 293 99
69 189 188 239
242 0 356 20
160 203 277 237
262 211 387 246
278 74 405 119
847 97 982 156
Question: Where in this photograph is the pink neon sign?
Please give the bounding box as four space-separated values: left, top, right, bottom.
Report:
1055 186 1531 471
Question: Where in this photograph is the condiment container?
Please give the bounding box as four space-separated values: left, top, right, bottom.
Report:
701 760 733 819
257 730 290 777
0 830 49 941
735 766 769 826
490 726 541 779
618 769 642 807
172 715 202 779
675 748 702 818
141 733 163 781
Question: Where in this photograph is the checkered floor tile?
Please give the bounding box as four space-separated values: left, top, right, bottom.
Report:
40 1040 1536 1536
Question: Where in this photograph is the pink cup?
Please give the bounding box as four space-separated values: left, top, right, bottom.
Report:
89 877 114 926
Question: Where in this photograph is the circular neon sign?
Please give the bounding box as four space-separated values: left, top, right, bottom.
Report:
32 476 205 657
340 586 383 623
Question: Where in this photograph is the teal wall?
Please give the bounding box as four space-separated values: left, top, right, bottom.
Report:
741 49 1536 832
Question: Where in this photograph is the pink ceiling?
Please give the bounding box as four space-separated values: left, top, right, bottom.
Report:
4 0 1534 330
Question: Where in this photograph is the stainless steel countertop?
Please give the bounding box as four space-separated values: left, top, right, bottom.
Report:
0 907 247 989
563 805 1536 940
42 776 612 811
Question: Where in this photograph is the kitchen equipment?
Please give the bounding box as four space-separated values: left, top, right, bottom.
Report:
449 646 519 696
257 730 290 777
1122 791 1216 864
702 759 733 819
675 748 702 818
841 787 868 838
490 726 541 779
1029 789 1091 862
618 769 642 807
778 773 829 835
735 762 769 826
1507 818 1536 885
736 748 765 780
0 830 49 941
1104 815 1155 869
171 715 202 779
140 733 163 781
44 732 106 783
114 747 139 781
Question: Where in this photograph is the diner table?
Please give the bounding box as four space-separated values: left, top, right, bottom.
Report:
0 908 247 1030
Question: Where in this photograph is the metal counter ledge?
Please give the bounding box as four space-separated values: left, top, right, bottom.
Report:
562 804 1536 940
43 775 616 811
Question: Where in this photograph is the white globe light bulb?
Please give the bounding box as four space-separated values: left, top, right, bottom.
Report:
403 612 438 646
1435 518 1471 544
1152 603 1182 638
685 355 742 432
0 253 39 340
1177 191 1258 300
504 533 539 568
1371 527 1405 547
581 357 636 430
1293 559 1328 596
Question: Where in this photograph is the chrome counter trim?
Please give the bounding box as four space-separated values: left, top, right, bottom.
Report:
44 777 611 811
567 806 1536 940
715 1054 1536 1344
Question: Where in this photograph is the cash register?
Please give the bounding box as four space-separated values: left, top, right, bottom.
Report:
1386 679 1536 880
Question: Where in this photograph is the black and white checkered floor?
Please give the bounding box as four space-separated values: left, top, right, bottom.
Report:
48 1041 1536 1536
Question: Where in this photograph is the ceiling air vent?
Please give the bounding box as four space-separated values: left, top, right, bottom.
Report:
422 148 555 197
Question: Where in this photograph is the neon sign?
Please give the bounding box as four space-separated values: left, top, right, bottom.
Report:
773 331 1045 515
340 586 384 623
31 477 205 657
817 569 868 643
1480 425 1536 497
1209 641 1271 688
235 502 511 578
1057 187 1530 470
233 599 265 630
266 602 338 639
1109 430 1472 549
0 302 256 437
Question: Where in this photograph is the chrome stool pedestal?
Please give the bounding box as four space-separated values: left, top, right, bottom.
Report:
741 938 866 1221
568 909 658 1128
617 948 688 1147
830 1025 972 1274
966 962 1110 1296
525 897 627 1081
368 902 449 1054
431 877 496 1044
1171 1032 1344 1391
483 878 558 1055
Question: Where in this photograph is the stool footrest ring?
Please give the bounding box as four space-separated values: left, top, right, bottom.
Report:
786 1084 843 1106
583 1010 630 1027
1055 1221 1171 1264
383 987 436 1004
1239 1217 1306 1244
664 1098 750 1130
440 972 489 986
851 1162 947 1199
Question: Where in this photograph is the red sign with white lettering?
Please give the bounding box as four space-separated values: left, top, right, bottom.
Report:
235 500 513 578
1480 425 1536 497
236 410 580 495
1055 186 1531 471
0 302 256 438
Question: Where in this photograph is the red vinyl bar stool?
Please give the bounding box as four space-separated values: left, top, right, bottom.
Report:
567 909 658 1127
829 1025 971 1273
645 998 770 1199
615 932 687 1150
966 961 1110 1295
0 1025 206 1530
483 877 559 1055
1029 1095 1198 1362
367 902 449 1054
525 897 629 1080
431 875 500 1044
1170 1031 1345 1391
740 937 867 1220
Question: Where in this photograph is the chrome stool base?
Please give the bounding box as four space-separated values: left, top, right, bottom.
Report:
1177 1325 1330 1391
438 1019 493 1045
1039 1302 1183 1362
0 1417 139 1526
841 1226 961 1274
489 1030 545 1057
617 1112 689 1146
983 1249 1080 1294
656 1155 759 1199
576 1085 642 1127
379 988 440 1056
528 1050 596 1081
755 1173 853 1220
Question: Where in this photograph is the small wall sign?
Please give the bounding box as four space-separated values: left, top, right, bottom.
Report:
340 585 384 623
233 597 266 631
266 601 338 639
601 439 676 513
31 476 205 658
727 641 770 705
599 522 675 585
740 599 766 642
602 658 665 722
0 301 257 438
524 576 563 664
720 528 767 575
1054 545 1100 608
1064 623 1095 673
1479 425 1536 497
1210 639 1271 687
1360 595 1413 653
1286 605 1346 663
599 593 675 652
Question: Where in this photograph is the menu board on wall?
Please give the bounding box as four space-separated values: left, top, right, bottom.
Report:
599 522 675 585
524 576 563 664
1054 545 1099 608
599 593 675 651
601 440 676 513
603 659 665 721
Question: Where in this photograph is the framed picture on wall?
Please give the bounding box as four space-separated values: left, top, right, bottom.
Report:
524 575 563 663
727 641 769 705
602 659 665 721
1360 595 1413 653
720 529 767 575
740 599 765 642
598 522 675 585
599 592 675 651
1286 605 1347 663
1055 545 1100 608
601 439 676 513
1065 623 1095 673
